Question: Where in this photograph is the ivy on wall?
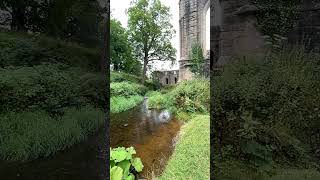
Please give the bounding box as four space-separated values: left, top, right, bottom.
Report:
252 0 303 37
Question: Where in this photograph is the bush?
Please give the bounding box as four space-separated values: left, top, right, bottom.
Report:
212 47 320 169
147 91 170 109
147 79 209 114
111 96 144 113
111 72 142 84
170 79 209 113
111 82 147 97
0 105 104 161
0 32 100 71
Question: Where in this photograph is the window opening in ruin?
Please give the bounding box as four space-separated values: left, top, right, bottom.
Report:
175 77 177 84
166 78 169 84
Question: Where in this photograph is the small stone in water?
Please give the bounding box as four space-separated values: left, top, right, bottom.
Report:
123 124 128 127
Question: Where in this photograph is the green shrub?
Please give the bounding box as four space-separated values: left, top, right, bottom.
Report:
170 79 209 113
0 64 106 114
212 47 320 169
147 91 169 109
111 82 147 97
111 96 144 113
111 72 142 84
0 32 100 71
110 147 144 180
0 105 104 161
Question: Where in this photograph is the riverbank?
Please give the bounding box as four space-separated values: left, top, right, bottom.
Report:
145 79 210 179
159 115 210 180
0 32 106 161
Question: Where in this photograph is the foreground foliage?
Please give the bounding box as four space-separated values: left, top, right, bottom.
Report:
0 32 105 161
213 47 320 178
110 147 144 180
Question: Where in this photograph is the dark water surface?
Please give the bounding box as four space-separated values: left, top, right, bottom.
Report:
110 99 181 179
0 127 108 180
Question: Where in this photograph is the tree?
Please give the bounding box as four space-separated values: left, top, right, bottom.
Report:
0 0 49 32
110 18 141 75
189 42 205 77
127 0 176 84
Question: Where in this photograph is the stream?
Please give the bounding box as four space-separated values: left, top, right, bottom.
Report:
0 127 108 180
110 98 181 179
0 98 180 180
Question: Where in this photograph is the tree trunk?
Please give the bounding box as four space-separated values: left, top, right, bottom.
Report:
141 57 148 85
100 14 109 73
11 6 27 31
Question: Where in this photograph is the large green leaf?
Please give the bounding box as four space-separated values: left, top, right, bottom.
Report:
132 157 144 172
126 147 136 155
117 160 131 177
110 166 123 180
125 173 135 180
111 147 129 162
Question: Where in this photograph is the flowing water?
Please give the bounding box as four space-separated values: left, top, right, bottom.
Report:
0 127 108 180
0 99 180 180
110 99 182 179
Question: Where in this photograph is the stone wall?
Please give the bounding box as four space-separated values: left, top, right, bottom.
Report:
153 70 179 86
180 0 266 80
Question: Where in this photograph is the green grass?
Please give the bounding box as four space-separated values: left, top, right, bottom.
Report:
159 115 210 180
0 105 104 161
111 72 142 84
111 81 147 97
110 95 144 113
216 159 320 180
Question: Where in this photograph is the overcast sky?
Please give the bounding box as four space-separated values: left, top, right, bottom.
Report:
110 0 210 71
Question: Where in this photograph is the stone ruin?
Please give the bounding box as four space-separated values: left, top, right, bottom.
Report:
178 0 320 81
153 70 179 86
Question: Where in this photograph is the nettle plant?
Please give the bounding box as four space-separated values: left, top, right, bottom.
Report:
110 147 144 180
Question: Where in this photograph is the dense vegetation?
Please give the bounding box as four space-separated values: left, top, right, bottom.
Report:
148 79 209 116
110 72 149 113
0 32 106 161
213 47 320 179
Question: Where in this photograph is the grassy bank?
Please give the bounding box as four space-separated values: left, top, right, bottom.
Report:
110 74 148 113
0 106 104 161
0 32 105 161
146 79 210 179
159 115 210 180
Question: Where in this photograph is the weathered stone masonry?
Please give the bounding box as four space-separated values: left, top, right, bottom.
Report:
153 70 179 86
179 0 266 81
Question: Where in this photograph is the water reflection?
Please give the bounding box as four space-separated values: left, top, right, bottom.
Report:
110 99 181 178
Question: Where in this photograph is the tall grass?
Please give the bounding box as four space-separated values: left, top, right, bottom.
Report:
110 96 144 113
147 79 209 114
0 105 104 161
159 115 210 180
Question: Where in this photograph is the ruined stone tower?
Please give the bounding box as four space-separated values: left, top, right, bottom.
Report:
179 0 266 80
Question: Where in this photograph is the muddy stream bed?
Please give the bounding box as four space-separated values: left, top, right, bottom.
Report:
110 98 181 179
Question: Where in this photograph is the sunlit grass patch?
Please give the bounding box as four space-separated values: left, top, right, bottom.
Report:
110 95 144 113
159 115 210 180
